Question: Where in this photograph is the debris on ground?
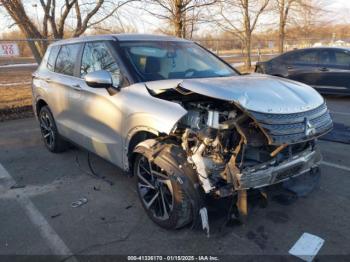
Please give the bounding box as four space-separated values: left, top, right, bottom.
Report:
71 197 88 208
289 232 325 262
9 184 26 189
51 213 61 219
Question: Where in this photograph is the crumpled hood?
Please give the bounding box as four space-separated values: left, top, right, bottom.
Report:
145 74 324 114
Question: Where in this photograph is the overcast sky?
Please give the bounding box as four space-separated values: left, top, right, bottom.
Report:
1 0 350 36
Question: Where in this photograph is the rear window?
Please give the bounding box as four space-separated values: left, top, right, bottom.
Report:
55 44 81 76
47 46 60 71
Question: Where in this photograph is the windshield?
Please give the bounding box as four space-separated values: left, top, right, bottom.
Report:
118 41 237 82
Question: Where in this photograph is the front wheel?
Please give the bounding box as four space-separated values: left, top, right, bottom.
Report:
133 142 198 229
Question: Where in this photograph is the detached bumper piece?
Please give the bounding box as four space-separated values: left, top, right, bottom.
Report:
233 148 321 190
249 103 333 145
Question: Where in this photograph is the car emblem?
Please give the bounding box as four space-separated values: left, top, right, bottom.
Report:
304 118 316 136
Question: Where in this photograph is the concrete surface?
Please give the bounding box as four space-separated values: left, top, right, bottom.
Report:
0 96 349 261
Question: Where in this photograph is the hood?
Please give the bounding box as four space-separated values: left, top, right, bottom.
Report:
145 74 324 114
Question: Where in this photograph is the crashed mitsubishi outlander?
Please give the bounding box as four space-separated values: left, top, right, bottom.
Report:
32 34 333 232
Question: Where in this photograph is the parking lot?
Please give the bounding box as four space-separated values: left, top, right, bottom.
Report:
0 95 349 261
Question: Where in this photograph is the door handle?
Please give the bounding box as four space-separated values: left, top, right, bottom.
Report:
287 66 293 69
319 67 329 72
42 77 52 82
71 84 82 91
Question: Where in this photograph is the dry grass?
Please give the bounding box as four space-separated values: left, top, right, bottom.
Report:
0 65 33 109
0 65 34 121
0 85 32 110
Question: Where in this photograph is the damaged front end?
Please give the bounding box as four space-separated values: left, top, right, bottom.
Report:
174 99 331 198
143 76 332 229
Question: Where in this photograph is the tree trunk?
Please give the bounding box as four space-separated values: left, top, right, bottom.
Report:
174 0 183 37
27 40 43 64
243 0 252 70
278 27 285 53
1 0 44 63
245 34 252 70
278 9 285 53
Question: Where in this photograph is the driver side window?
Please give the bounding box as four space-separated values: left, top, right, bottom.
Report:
80 42 121 86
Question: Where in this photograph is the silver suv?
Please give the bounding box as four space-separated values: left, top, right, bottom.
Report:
32 34 332 231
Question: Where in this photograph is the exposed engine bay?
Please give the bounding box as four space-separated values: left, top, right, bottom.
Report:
150 86 332 198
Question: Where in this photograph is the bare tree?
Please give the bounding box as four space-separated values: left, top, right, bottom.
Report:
143 0 217 38
291 0 328 43
214 0 270 69
275 0 296 53
274 0 325 53
0 0 134 62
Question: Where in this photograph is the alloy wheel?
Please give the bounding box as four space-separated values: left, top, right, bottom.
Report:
39 111 55 149
137 156 174 220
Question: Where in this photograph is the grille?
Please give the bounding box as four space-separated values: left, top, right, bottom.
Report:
275 165 303 182
250 103 333 145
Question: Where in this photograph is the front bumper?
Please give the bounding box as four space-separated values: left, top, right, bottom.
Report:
233 148 322 190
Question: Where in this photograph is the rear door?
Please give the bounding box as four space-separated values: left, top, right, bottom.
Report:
47 43 85 145
286 49 321 86
314 49 350 93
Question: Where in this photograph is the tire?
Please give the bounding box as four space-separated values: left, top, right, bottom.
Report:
255 66 264 73
38 106 69 153
133 142 199 229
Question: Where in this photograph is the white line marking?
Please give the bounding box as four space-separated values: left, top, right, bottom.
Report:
0 63 37 68
330 111 350 116
0 81 31 87
0 163 77 260
321 161 350 172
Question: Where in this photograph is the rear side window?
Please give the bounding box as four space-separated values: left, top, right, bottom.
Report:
55 44 81 76
319 50 333 65
334 50 350 67
47 46 60 71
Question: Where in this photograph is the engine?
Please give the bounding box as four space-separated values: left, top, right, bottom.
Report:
176 101 318 197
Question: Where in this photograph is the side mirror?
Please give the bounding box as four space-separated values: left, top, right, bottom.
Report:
84 70 113 88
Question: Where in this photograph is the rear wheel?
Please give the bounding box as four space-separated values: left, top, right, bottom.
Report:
255 66 264 73
133 142 197 229
39 106 68 153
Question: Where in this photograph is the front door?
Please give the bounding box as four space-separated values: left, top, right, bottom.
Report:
72 41 125 166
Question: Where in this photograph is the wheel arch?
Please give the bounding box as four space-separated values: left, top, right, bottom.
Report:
35 98 48 116
125 129 158 172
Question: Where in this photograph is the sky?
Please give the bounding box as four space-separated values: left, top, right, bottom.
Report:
1 0 350 36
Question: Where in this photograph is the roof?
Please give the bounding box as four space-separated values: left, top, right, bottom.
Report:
287 46 350 52
51 33 191 46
